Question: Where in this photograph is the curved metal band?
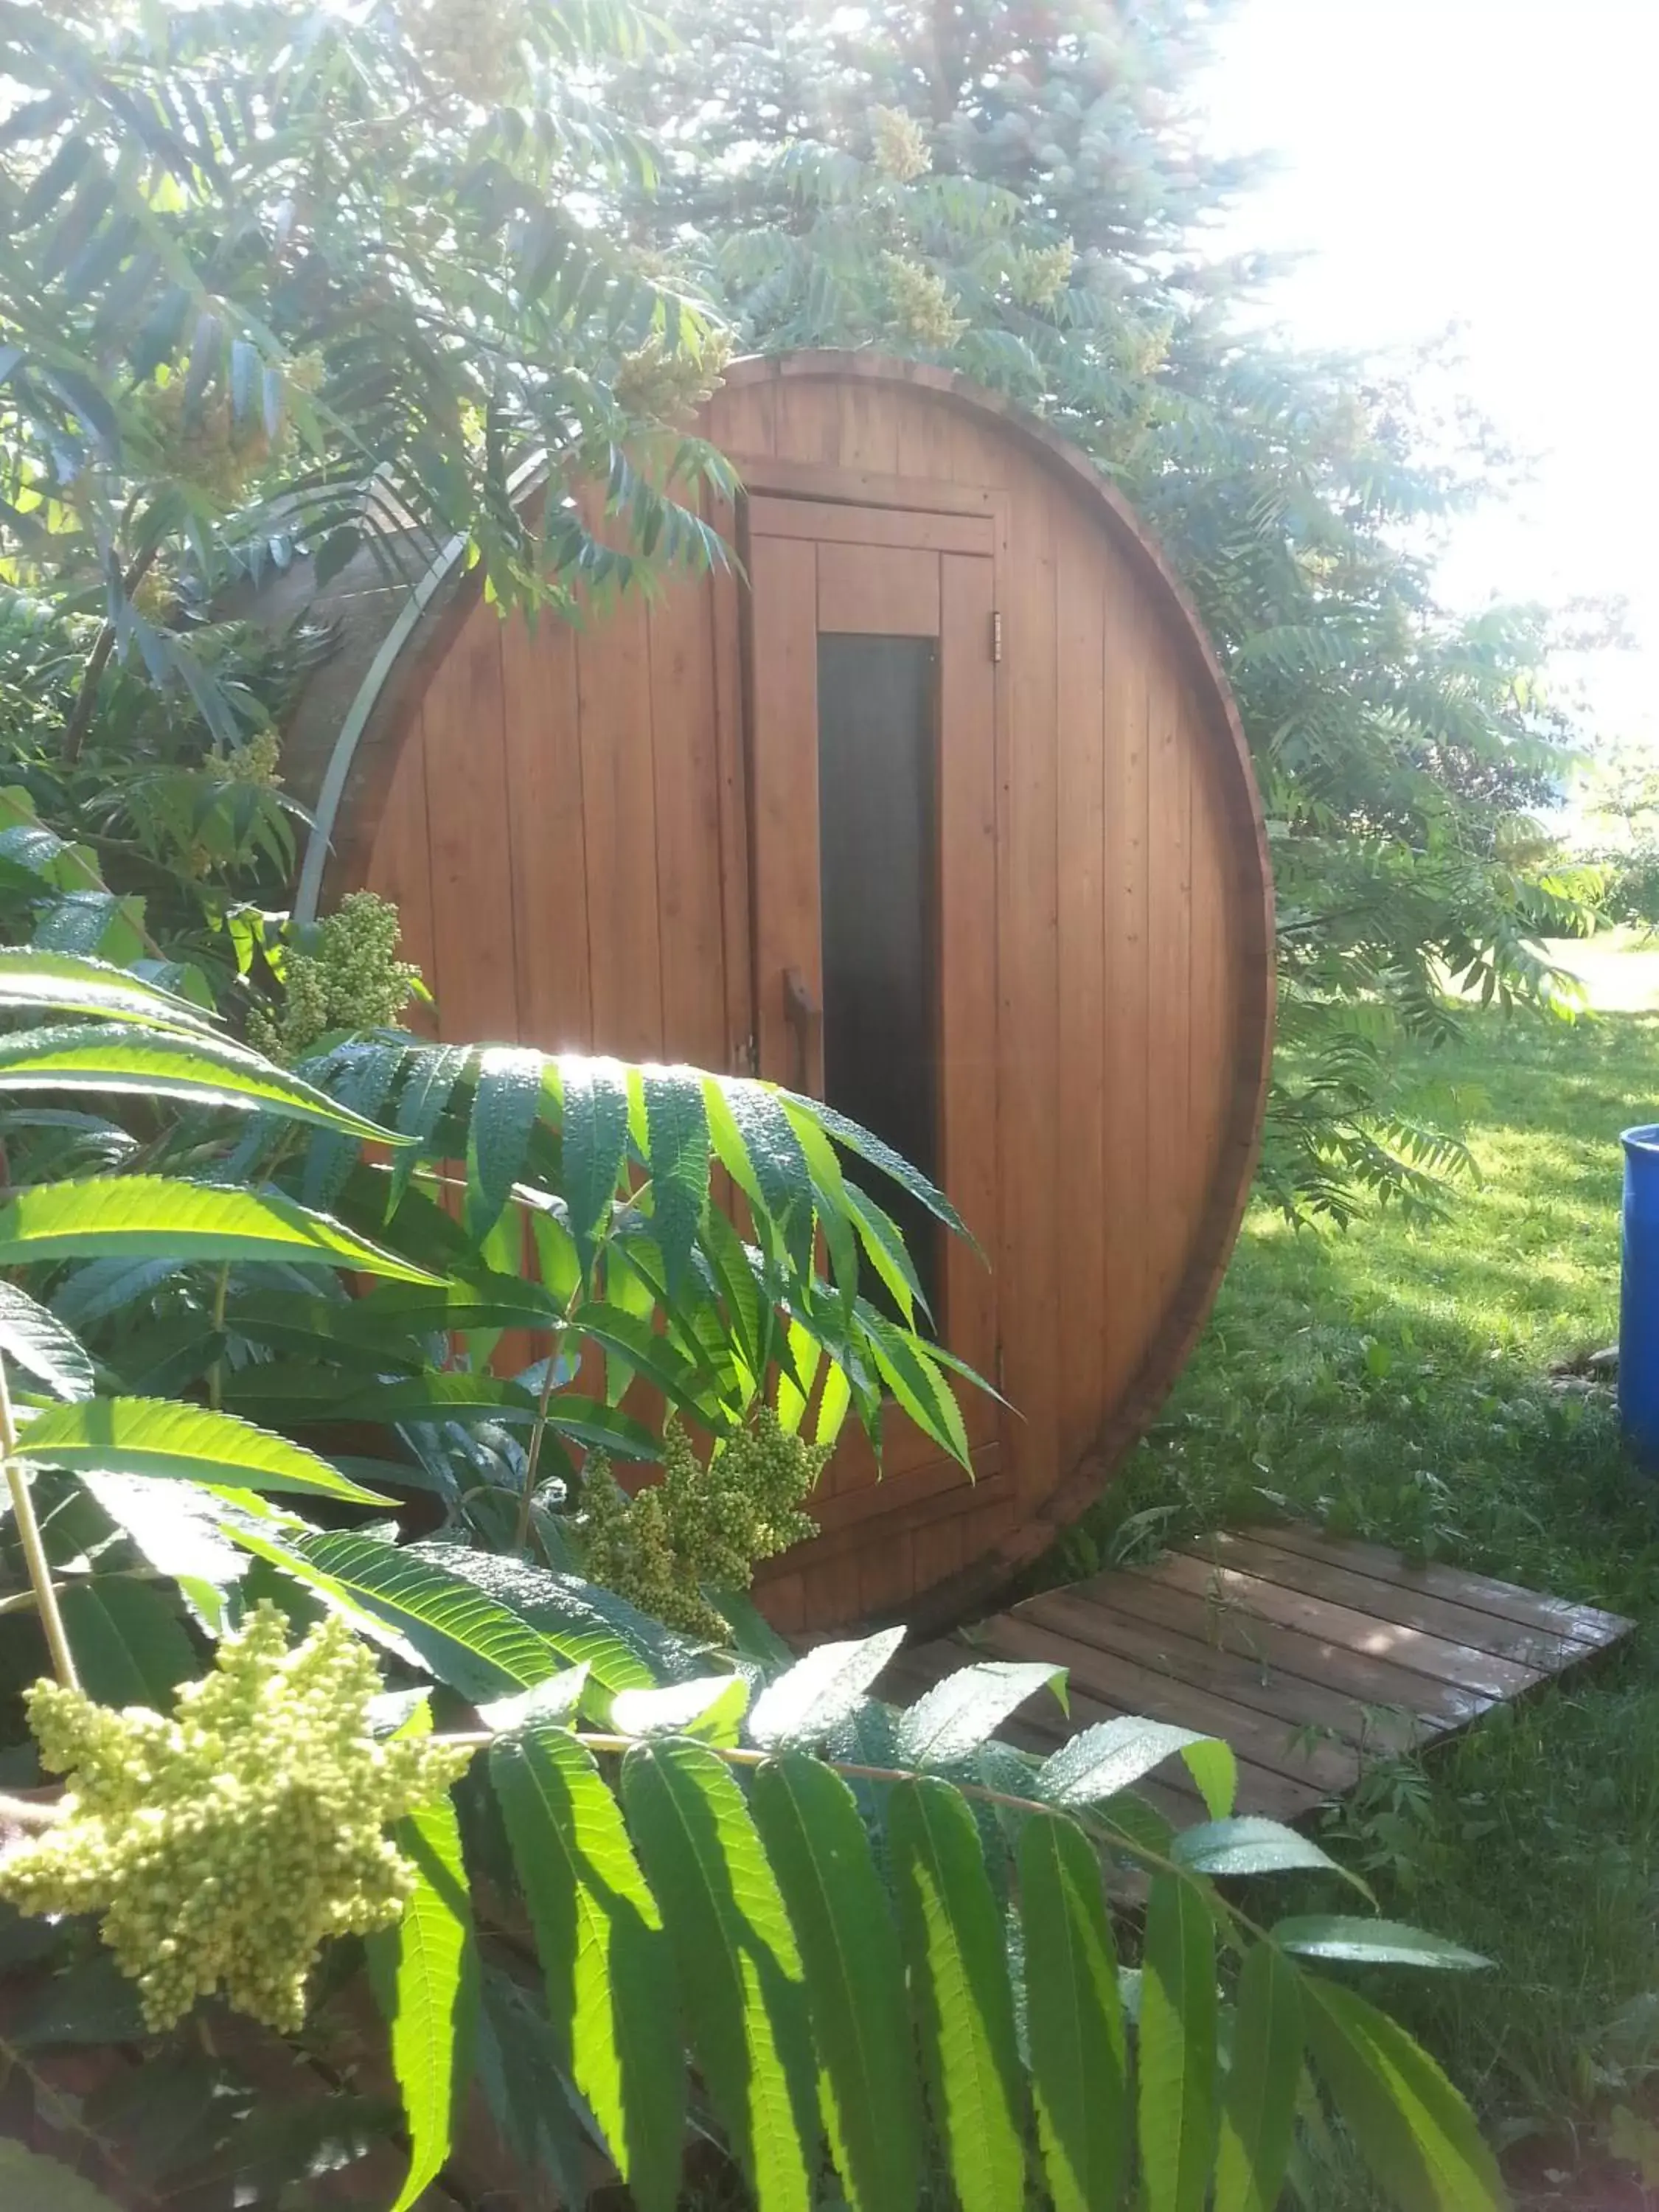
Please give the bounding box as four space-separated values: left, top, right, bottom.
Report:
292 528 466 923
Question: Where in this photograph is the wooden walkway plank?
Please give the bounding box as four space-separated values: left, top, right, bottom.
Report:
1066 1566 1498 1732
1190 1530 1601 1671
859 1526 1632 1841
981 1611 1357 1802
1132 1551 1547 1702
1012 1586 1428 1757
1241 1523 1630 1647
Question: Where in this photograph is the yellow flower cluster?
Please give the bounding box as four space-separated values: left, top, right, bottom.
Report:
205 729 285 790
131 564 173 622
580 1409 828 1640
1012 240 1076 309
133 351 321 509
248 889 420 1062
0 1606 471 2033
613 330 734 427
880 254 967 350
870 106 931 184
403 0 528 105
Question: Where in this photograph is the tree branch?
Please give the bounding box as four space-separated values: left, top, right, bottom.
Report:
61 540 163 765
0 1353 78 1691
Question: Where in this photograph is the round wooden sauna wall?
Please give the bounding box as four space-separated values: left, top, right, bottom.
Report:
289 353 1274 1635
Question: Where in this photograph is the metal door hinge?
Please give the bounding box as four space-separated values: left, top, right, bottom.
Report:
991 610 1003 663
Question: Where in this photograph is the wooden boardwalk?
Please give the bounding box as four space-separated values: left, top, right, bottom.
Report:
881 1523 1633 1824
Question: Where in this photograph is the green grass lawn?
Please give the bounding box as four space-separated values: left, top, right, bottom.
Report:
1048 971 1659 2198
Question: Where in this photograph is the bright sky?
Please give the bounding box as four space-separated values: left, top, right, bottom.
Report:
1200 0 1658 757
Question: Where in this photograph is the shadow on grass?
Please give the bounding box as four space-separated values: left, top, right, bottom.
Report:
1054 1007 1659 1610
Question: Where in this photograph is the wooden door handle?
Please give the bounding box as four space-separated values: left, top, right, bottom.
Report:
782 967 821 1094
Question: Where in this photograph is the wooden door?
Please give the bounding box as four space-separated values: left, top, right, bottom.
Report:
745 494 1000 1496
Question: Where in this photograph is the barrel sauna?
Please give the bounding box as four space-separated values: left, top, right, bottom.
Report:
279 352 1275 1635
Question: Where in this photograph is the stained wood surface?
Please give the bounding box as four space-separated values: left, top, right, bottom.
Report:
815 538 941 634
884 1523 1633 1821
745 511 998 1509
347 353 1276 1634
937 549 1000 1453
748 493 994 553
745 529 821 1088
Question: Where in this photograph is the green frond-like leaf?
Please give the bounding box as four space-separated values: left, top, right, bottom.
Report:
1018 1810 1127 2212
897 1658 1068 1767
0 2140 125 2211
622 1737 818 2211
610 1674 749 1745
404 1540 670 1693
491 1725 684 2212
1214 1943 1303 2212
467 1045 544 1239
0 1023 406 1139
0 1279 94 1399
0 1175 443 1283
0 947 218 1033
1303 1975 1509 2211
1040 1717 1237 1820
747 1627 906 1750
888 1775 1026 2212
556 1055 631 1272
369 1716 480 2212
18 1397 394 1501
640 1065 711 1295
1138 1874 1217 2212
389 1042 472 1214
751 1750 922 2212
234 1529 619 1702
1174 1818 1370 1898
1273 1918 1490 1972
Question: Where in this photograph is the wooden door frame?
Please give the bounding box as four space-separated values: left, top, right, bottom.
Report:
734 475 1010 1509
731 461 1010 1073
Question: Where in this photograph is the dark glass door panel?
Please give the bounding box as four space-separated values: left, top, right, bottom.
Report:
815 632 940 1315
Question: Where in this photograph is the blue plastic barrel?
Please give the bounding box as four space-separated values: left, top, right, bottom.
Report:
1621 1126 1659 1468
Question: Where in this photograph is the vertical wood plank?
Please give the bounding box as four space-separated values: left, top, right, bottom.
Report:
1186 753 1233 1208
365 722 438 1040
911 1507 967 1598
1146 632 1193 1314
709 495 752 1072
759 1569 806 1638
945 417 1012 507
422 598 519 1045
939 552 1000 1450
501 611 591 1052
1102 562 1152 1402
1054 513 1107 1472
647 575 728 1068
858 1529 917 1621
773 378 841 466
705 378 776 463
998 457 1060 1522
836 382 902 473
891 388 958 484
746 534 821 1082
811 1545 866 1632
578 590 664 1061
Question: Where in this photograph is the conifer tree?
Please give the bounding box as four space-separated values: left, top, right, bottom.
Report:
625 0 1590 1215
